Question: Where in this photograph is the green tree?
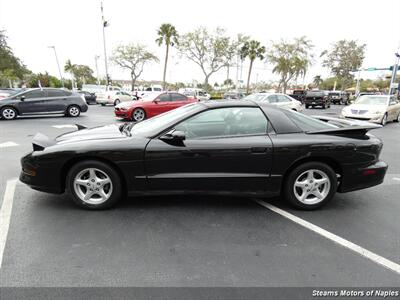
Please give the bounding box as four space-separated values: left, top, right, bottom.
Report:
313 75 323 88
111 44 159 90
63 60 95 87
267 36 314 93
178 27 235 88
0 30 29 87
240 39 266 94
321 40 366 90
156 23 179 90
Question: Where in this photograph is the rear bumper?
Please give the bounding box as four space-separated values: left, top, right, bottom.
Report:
96 98 112 104
338 160 388 193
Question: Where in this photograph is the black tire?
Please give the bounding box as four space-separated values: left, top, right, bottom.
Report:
66 160 122 210
1 106 18 120
381 113 388 126
66 105 81 117
131 108 146 122
114 99 121 106
283 162 337 210
395 112 400 123
322 103 326 109
100 103 106 106
305 104 309 109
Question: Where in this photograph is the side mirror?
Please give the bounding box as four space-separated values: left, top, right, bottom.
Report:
160 130 186 142
153 99 159 104
20 95 26 101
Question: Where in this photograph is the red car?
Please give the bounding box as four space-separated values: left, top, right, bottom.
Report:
114 92 198 121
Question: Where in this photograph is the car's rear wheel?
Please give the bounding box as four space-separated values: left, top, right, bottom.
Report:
396 112 400 123
114 99 121 106
381 113 388 126
67 160 122 210
305 104 309 109
66 105 81 117
100 103 106 106
131 108 146 122
1 107 17 120
283 162 337 210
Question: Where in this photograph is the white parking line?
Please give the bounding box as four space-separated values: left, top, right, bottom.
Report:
0 178 18 268
0 142 19 149
393 178 400 181
254 199 400 276
52 125 77 129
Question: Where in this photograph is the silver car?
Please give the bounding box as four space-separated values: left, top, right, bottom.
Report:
244 93 304 112
341 95 400 126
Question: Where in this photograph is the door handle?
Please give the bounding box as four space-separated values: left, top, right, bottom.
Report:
251 147 269 154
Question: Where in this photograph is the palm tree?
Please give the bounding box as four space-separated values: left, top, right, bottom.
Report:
240 40 266 94
156 23 179 90
313 75 323 88
64 59 76 89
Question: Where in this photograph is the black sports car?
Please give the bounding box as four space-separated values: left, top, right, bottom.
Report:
20 101 387 210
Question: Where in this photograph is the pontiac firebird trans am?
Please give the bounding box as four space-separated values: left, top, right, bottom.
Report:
20 101 388 210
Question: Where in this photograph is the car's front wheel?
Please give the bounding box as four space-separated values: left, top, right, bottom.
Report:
66 105 81 117
1 107 18 120
67 160 122 210
381 113 388 126
114 99 121 106
283 162 337 210
131 108 146 122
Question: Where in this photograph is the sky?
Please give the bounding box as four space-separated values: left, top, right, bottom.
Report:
1 0 400 86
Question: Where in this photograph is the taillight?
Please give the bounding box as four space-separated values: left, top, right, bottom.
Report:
363 169 377 176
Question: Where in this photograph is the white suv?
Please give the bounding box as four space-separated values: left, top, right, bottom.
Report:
96 90 134 106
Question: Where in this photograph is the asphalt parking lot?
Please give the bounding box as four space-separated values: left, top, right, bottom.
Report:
0 104 399 288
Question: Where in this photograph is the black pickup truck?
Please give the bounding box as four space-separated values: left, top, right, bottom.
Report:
289 89 307 103
304 90 330 109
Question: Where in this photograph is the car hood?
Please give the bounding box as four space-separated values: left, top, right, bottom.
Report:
55 124 126 143
345 104 386 112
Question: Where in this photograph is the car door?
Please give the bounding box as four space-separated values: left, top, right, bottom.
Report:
45 89 68 112
169 93 189 109
144 106 274 193
14 90 47 114
276 94 293 109
387 97 400 121
152 93 173 114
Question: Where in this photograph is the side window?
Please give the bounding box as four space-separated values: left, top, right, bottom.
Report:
174 107 268 139
267 95 278 103
24 90 46 99
47 89 65 97
170 93 187 101
158 93 171 101
276 95 290 102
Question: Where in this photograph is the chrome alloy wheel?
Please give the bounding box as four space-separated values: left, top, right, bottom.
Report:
2 108 16 119
73 168 113 205
132 109 145 121
293 169 331 205
69 106 80 117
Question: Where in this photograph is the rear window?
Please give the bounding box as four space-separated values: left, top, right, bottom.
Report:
306 91 325 97
284 110 337 132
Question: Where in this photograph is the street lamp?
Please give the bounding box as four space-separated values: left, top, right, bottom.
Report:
389 53 400 95
100 1 110 89
94 55 100 85
48 46 64 88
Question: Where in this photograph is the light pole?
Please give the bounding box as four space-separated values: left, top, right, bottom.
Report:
389 53 400 95
100 1 110 89
48 46 64 88
94 55 100 85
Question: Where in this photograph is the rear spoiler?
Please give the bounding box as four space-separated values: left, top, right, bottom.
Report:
308 116 381 136
312 115 379 128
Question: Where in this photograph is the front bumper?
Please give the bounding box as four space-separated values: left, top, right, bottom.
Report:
338 160 388 193
341 113 384 124
114 109 130 119
19 153 64 194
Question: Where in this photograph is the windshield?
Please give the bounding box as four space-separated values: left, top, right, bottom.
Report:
130 103 201 136
355 96 388 105
140 93 160 102
285 109 337 132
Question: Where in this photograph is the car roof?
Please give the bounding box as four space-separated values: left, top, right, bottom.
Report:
201 100 259 108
